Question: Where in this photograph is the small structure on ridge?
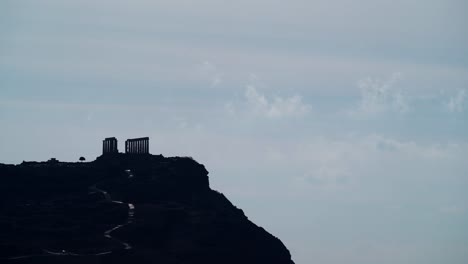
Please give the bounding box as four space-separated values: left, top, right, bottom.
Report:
125 137 149 154
102 137 118 154
102 137 150 155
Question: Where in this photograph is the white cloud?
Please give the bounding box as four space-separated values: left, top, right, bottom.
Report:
350 72 409 118
201 61 223 87
279 134 466 194
392 91 409 113
244 85 311 118
447 89 466 113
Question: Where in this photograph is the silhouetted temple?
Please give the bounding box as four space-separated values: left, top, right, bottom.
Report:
125 137 149 154
102 137 150 155
103 137 118 154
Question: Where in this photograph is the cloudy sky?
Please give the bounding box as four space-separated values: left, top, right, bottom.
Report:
1 1 467 263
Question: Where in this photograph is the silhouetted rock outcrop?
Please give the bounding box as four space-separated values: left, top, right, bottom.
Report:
0 154 294 264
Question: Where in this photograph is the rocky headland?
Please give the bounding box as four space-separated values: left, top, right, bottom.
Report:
0 154 294 264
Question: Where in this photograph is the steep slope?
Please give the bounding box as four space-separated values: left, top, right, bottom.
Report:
0 154 295 264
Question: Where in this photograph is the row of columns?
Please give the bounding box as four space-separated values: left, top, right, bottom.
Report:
125 137 149 154
103 137 118 154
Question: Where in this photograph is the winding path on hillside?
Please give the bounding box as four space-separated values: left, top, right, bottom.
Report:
6 170 136 260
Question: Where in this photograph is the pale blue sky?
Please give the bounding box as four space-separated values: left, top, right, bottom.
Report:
1 1 467 263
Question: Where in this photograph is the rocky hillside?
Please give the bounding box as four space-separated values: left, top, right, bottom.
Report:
0 154 294 264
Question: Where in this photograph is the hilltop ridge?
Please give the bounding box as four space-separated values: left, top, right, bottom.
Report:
0 154 295 264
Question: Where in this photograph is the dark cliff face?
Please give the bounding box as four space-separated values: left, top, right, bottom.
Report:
0 154 295 264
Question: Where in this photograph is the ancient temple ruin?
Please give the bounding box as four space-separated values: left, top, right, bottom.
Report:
103 137 118 154
125 137 149 154
102 137 150 155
